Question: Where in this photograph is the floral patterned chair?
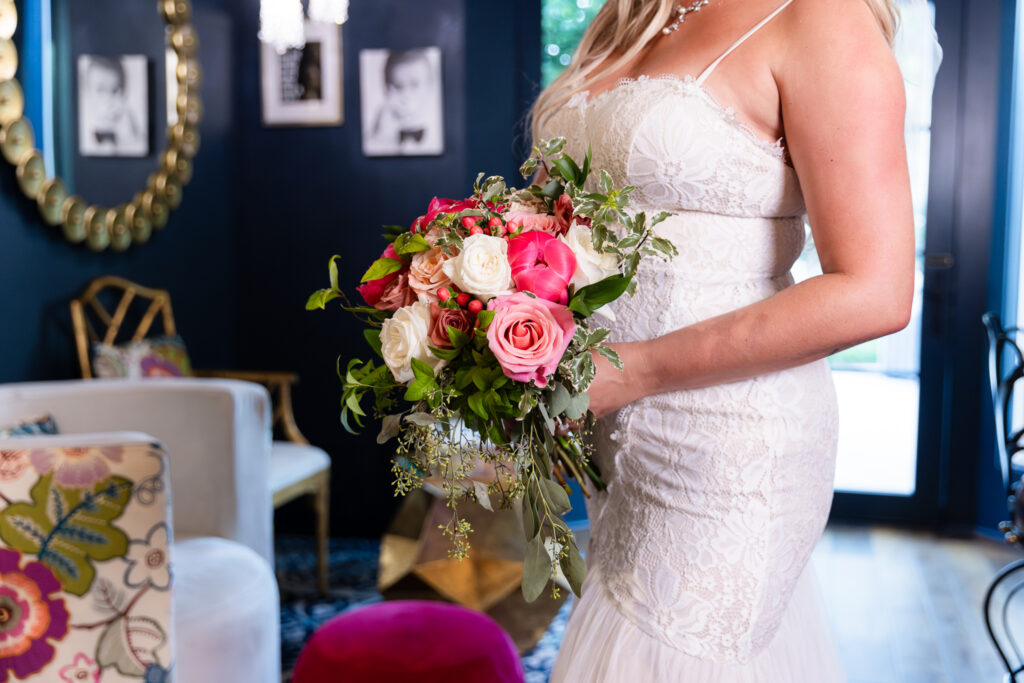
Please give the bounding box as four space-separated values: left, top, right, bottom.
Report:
0 380 282 683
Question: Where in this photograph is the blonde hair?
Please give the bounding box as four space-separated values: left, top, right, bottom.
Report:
531 0 900 141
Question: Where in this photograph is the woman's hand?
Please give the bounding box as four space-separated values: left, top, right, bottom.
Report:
586 342 649 420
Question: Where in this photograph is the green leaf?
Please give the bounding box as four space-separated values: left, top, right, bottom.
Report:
540 477 572 516
599 169 613 195
519 157 540 179
328 254 340 291
549 382 571 417
429 345 461 361
564 392 591 421
580 146 592 186
520 489 538 539
305 289 341 311
467 392 488 420
568 275 632 317
559 538 587 597
597 345 624 370
364 329 383 358
360 257 405 283
447 325 471 348
522 532 550 603
539 179 564 201
476 309 496 330
393 232 432 256
551 156 581 187
0 474 133 595
650 236 679 258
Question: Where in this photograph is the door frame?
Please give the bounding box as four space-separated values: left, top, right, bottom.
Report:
830 0 1013 530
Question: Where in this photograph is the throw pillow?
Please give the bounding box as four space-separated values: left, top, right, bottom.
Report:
0 414 60 438
92 335 193 379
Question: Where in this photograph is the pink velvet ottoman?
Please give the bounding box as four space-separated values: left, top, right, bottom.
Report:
292 600 526 683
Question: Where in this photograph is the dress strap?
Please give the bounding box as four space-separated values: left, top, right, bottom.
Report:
695 0 795 85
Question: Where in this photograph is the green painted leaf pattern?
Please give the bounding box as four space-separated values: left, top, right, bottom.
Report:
0 473 133 595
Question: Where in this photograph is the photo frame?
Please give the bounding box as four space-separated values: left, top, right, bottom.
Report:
359 47 444 157
260 21 343 127
77 54 149 157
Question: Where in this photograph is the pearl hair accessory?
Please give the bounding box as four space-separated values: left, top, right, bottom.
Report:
662 0 712 34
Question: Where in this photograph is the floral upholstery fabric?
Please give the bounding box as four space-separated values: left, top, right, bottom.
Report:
0 415 59 439
92 337 193 380
0 440 173 682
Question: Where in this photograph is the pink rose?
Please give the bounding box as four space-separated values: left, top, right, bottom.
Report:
357 243 407 307
411 197 479 233
374 272 417 312
505 211 562 236
507 230 577 304
486 293 576 388
554 193 590 232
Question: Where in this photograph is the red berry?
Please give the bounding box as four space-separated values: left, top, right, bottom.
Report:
467 299 484 314
456 292 471 306
461 216 479 230
469 225 484 236
437 287 451 302
488 217 503 230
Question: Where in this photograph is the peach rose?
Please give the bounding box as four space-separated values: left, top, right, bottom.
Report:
505 211 562 236
409 246 454 302
486 292 576 388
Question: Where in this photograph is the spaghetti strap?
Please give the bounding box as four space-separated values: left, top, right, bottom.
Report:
695 0 795 85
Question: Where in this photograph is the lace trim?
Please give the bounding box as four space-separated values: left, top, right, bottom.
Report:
577 74 789 164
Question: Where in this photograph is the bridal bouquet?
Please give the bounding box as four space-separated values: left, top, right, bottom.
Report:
308 138 676 601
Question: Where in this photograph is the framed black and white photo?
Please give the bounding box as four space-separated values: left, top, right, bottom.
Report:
260 21 343 127
359 47 444 157
77 54 149 157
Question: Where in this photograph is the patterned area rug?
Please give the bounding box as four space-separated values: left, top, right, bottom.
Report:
276 537 570 681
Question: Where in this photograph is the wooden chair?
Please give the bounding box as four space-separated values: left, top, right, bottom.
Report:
71 275 331 594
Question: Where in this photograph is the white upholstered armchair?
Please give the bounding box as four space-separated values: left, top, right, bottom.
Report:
0 379 281 682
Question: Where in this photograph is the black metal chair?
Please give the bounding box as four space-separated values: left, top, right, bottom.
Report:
982 311 1024 681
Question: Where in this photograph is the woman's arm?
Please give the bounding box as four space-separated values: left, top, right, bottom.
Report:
587 0 915 418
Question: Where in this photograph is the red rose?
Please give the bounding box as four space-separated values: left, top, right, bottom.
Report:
356 243 407 307
411 197 479 233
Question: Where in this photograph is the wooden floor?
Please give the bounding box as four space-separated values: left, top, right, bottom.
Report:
814 524 1020 683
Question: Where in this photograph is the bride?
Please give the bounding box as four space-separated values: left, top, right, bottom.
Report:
533 0 938 681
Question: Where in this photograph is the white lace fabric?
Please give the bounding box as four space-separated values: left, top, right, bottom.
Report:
541 70 843 677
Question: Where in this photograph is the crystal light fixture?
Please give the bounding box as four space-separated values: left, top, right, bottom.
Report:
258 0 305 54
308 0 350 25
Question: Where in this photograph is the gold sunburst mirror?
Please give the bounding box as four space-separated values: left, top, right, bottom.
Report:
0 0 202 251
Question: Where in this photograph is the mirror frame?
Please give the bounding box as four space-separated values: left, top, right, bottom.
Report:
0 0 202 251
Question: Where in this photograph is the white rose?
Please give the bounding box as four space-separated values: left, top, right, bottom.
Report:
381 301 446 383
559 222 619 290
442 233 514 301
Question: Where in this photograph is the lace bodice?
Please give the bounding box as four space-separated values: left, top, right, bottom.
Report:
541 67 839 667
543 74 805 218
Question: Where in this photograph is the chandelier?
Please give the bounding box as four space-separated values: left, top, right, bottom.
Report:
308 0 350 24
258 0 306 54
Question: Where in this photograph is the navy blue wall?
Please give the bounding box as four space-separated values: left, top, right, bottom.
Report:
226 0 544 536
0 0 238 382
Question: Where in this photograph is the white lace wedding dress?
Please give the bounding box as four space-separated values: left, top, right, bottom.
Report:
544 2 846 681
